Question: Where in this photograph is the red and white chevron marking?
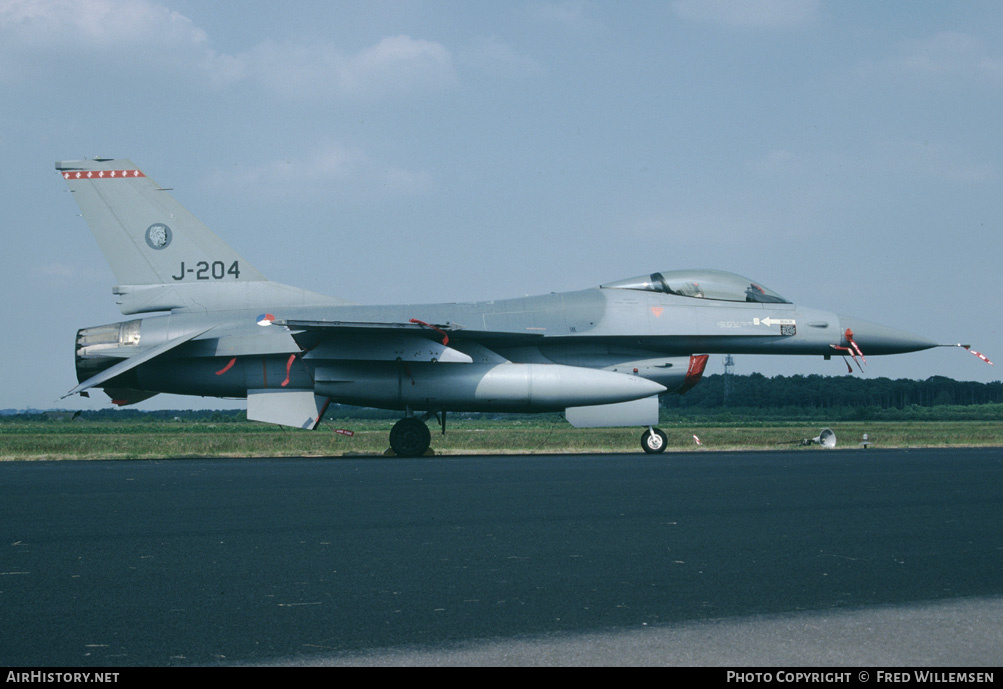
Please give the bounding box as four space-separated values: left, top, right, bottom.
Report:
62 170 145 180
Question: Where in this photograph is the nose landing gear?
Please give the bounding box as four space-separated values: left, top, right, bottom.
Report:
641 427 667 454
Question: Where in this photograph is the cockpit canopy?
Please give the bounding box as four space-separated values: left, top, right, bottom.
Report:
602 269 790 304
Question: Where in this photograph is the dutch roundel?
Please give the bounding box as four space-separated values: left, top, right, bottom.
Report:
256 313 275 327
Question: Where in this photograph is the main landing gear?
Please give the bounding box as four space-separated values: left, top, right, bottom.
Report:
389 417 432 458
388 410 447 457
641 427 667 454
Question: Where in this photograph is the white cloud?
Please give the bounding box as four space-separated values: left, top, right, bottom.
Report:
335 35 457 98
672 0 820 30
207 143 433 199
463 37 544 80
746 149 797 176
0 1 456 98
0 0 240 83
871 139 995 185
0 0 204 45
525 1 606 34
236 34 456 99
224 145 364 187
31 261 106 285
382 166 433 195
878 32 1003 84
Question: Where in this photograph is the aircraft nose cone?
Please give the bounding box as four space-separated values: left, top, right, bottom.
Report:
837 315 937 355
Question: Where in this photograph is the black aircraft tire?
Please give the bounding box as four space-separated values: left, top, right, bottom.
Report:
390 418 432 458
641 428 668 454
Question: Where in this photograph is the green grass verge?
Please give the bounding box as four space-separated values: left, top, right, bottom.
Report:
2 418 1002 460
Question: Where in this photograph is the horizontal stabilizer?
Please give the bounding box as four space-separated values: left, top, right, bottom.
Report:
113 281 349 315
64 326 213 398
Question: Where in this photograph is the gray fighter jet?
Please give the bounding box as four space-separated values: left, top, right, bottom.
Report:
59 158 940 455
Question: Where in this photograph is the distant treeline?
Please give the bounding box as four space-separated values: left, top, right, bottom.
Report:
666 373 1003 410
6 374 1002 423
658 373 1003 421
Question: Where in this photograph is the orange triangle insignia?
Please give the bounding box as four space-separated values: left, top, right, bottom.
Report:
650 307 664 318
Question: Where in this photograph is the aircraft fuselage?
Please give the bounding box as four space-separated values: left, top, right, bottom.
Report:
76 286 932 412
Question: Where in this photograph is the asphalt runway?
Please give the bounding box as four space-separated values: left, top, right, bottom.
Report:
2 448 1001 667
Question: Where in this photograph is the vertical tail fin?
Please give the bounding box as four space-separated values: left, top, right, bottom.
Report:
57 158 268 286
58 158 349 314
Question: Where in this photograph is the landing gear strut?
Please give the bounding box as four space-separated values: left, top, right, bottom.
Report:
641 427 667 454
389 417 432 457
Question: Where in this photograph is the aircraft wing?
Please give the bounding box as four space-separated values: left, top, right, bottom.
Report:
278 319 544 364
279 319 545 342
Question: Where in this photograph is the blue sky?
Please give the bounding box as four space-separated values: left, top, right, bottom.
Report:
2 0 1000 410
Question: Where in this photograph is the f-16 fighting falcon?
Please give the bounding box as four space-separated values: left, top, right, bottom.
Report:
59 158 981 456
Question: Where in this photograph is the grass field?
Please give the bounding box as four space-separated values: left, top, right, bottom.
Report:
2 417 1002 460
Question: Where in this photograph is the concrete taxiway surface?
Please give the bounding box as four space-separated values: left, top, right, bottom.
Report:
2 448 1001 666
